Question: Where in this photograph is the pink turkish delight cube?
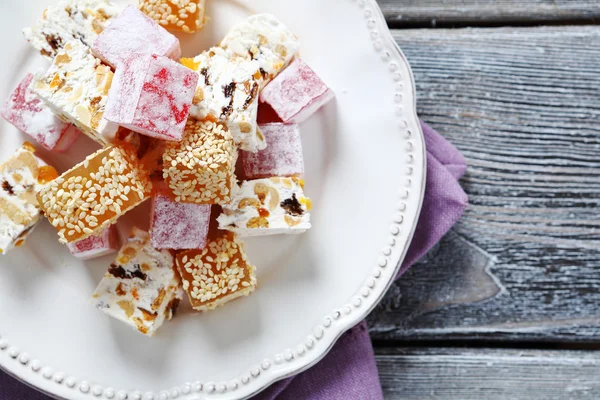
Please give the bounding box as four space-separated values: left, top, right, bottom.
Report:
150 193 211 250
1 73 80 152
260 59 334 124
241 123 304 179
67 225 121 260
92 5 181 69
105 53 198 141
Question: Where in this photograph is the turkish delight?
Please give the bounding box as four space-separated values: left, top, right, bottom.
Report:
23 0 120 59
260 58 334 124
1 74 80 152
0 143 58 254
67 224 120 260
241 123 304 179
188 47 264 152
218 177 311 236
105 53 197 141
92 5 181 68
139 0 206 34
38 146 152 244
150 193 211 250
176 231 257 311
163 119 236 205
32 41 117 144
92 228 183 336
220 14 300 89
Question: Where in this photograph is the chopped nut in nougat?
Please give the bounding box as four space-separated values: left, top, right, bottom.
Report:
163 119 236 205
23 0 120 59
38 146 152 244
67 224 121 260
92 5 181 68
220 14 300 89
32 41 118 144
92 228 183 336
150 193 211 250
0 143 58 254
139 0 206 34
241 123 304 179
260 58 334 124
105 53 197 142
1 73 81 152
176 231 257 311
218 177 311 237
189 47 264 152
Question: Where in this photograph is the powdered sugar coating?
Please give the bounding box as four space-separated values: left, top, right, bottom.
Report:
1 74 80 152
67 225 120 260
260 59 334 124
150 194 211 250
241 123 304 179
105 53 197 141
92 5 181 68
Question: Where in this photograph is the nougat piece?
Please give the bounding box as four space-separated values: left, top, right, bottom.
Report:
92 5 181 68
150 193 211 250
220 14 300 89
105 53 197 141
23 0 120 59
241 123 304 179
67 224 120 260
188 47 264 152
38 146 152 244
176 231 257 311
139 0 206 33
1 74 80 152
92 228 183 336
0 143 58 254
33 41 117 144
218 177 311 237
163 119 236 205
260 58 334 124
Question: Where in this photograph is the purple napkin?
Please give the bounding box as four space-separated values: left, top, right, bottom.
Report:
0 121 468 400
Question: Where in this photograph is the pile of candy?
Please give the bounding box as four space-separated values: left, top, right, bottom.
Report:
1 0 333 336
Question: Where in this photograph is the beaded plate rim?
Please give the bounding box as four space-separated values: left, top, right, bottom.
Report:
0 0 427 399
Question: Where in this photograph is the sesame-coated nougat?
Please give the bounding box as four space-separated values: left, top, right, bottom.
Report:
38 146 152 244
139 0 206 34
163 119 236 205
176 231 257 311
92 228 183 336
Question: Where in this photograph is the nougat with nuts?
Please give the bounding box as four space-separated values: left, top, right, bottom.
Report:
217 177 311 237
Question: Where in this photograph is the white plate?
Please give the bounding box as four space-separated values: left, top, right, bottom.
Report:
0 0 426 399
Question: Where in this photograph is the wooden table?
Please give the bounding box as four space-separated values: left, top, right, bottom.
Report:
369 1 600 398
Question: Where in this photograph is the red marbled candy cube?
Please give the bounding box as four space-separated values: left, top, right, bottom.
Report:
241 123 304 179
67 225 121 260
1 73 80 152
92 5 181 69
259 59 334 124
105 53 198 141
150 193 211 250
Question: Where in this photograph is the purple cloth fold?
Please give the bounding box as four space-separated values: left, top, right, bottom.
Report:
0 121 468 400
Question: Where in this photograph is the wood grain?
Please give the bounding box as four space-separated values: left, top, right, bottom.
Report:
378 0 600 26
376 347 600 399
368 26 600 342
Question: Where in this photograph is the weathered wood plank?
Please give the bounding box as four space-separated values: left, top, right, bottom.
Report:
376 347 600 399
368 26 600 342
378 0 600 26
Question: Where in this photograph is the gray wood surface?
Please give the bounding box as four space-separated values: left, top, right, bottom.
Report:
376 347 600 399
378 0 600 25
367 26 600 343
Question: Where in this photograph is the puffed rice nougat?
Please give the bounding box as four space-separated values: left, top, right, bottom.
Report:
139 0 206 33
0 143 58 254
92 228 183 336
38 146 152 244
176 231 257 311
